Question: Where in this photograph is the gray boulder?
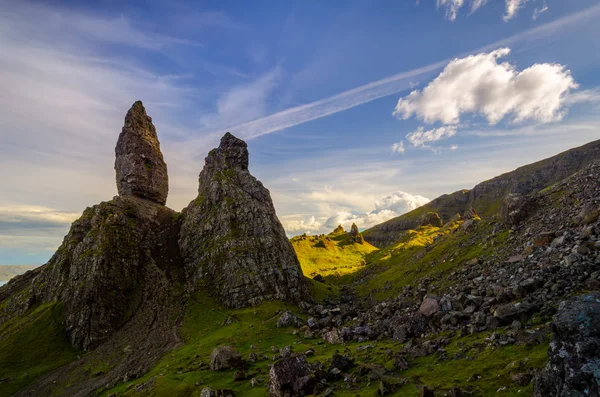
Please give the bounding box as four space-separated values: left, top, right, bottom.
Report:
210 346 244 371
269 355 315 397
534 293 600 396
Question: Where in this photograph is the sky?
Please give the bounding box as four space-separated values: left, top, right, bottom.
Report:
1 0 600 266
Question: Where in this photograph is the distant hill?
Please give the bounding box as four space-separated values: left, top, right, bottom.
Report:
291 224 378 278
0 265 38 281
363 139 600 248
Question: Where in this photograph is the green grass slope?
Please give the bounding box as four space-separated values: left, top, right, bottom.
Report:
355 220 509 301
0 303 82 396
100 292 548 397
291 229 378 278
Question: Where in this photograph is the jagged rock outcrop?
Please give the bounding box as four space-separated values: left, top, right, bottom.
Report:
534 293 600 396
329 224 345 236
179 132 308 308
348 223 365 244
420 212 443 227
115 101 169 205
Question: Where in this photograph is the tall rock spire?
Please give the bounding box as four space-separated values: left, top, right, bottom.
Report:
179 132 308 308
115 101 169 205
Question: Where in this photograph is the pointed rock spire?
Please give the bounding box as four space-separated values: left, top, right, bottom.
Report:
115 101 168 205
348 223 365 244
180 132 308 308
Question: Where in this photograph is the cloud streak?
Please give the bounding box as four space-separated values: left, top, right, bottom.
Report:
198 4 600 142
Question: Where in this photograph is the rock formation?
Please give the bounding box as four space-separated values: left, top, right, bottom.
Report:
0 102 184 351
534 293 600 396
115 101 168 205
329 225 346 236
179 132 308 308
419 212 443 227
348 222 365 244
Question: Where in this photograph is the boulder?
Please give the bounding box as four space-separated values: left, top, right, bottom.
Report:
210 346 244 371
419 297 441 317
501 193 537 226
330 353 354 371
268 355 315 397
534 293 600 396
323 328 343 345
277 310 302 328
115 101 168 205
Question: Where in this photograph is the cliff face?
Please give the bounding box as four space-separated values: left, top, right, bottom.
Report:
363 139 600 248
179 133 308 308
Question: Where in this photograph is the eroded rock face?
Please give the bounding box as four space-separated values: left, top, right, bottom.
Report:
115 101 168 205
33 196 183 350
179 132 308 308
534 293 600 396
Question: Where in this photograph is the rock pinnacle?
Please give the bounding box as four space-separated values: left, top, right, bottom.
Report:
115 101 168 205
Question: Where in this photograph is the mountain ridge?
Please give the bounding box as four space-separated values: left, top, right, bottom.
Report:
363 138 600 249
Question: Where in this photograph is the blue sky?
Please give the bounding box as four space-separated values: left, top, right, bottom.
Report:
1 0 600 265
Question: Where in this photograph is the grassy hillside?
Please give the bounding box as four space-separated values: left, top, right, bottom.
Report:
0 303 81 396
356 220 509 300
100 292 548 397
291 228 378 278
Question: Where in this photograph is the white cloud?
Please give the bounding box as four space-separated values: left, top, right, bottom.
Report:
282 190 430 236
392 141 405 153
504 0 528 21
532 5 548 21
437 0 465 21
450 144 459 150
374 191 431 213
282 215 323 234
437 0 528 21
393 48 578 126
471 0 488 13
406 126 457 147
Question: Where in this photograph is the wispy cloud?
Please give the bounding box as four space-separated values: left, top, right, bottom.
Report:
532 5 549 21
194 4 600 142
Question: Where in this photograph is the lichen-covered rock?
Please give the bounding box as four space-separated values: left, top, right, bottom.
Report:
115 101 168 205
534 293 600 396
179 132 308 308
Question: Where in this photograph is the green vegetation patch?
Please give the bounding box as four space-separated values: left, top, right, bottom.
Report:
291 232 378 278
0 303 82 396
